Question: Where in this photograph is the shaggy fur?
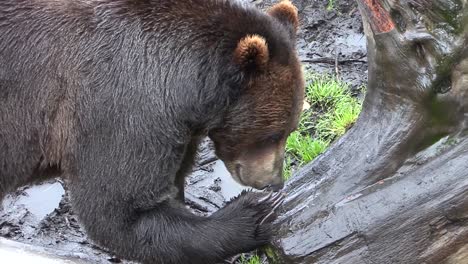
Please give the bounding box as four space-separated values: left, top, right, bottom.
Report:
0 0 304 263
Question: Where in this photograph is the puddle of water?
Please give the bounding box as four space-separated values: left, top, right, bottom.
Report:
2 182 65 221
0 246 71 264
335 32 366 51
191 160 249 201
211 160 250 199
0 238 84 264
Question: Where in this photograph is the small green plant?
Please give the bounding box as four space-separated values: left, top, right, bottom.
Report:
327 0 335 11
240 254 262 264
316 96 362 141
283 73 364 180
286 131 328 165
306 73 348 109
283 155 293 180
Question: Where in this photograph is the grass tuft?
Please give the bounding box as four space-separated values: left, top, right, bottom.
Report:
283 155 293 180
306 73 349 109
286 132 329 165
327 0 335 11
240 254 262 264
283 73 363 180
316 95 362 141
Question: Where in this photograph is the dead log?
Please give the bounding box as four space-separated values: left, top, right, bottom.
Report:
269 1 468 263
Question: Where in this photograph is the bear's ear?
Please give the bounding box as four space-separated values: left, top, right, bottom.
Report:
267 0 299 36
233 35 269 71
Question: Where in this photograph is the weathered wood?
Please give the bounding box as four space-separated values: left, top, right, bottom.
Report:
270 1 468 263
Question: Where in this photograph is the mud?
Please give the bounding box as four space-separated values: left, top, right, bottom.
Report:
0 140 250 263
254 0 367 92
0 0 367 263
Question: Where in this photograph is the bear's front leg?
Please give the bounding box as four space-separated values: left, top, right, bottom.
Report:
70 131 282 264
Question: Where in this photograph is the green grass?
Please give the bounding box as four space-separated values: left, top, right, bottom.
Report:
327 0 335 10
283 74 363 180
282 155 293 180
240 254 262 264
306 73 350 109
315 95 362 140
286 131 329 165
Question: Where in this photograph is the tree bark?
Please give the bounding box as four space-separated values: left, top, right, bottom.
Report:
270 1 468 263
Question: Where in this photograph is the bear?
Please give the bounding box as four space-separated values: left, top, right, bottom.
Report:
0 0 304 263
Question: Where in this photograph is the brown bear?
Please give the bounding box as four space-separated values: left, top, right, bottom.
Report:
0 0 304 263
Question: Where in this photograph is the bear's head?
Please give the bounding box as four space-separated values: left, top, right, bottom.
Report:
209 1 304 191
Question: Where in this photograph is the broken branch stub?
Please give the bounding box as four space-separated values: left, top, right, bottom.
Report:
269 1 468 263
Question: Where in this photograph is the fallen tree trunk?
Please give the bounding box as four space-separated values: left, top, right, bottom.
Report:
270 0 468 263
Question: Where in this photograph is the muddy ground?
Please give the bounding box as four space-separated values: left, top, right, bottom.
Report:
0 0 367 263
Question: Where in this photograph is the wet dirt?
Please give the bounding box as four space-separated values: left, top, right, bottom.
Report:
255 0 368 92
0 140 250 263
0 0 367 263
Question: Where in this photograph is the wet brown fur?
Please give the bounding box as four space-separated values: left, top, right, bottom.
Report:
0 0 303 263
210 28 304 189
267 0 299 32
234 35 269 69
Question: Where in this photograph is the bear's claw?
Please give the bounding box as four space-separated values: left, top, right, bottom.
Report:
258 191 285 225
